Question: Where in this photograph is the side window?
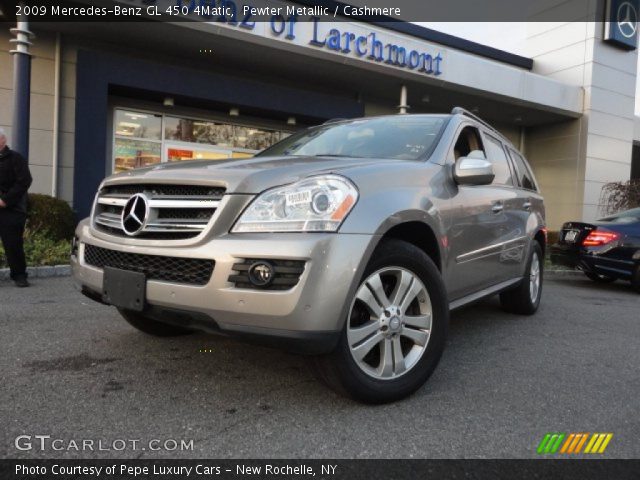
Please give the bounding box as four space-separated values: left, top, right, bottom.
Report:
453 126 484 160
483 134 514 186
508 148 537 191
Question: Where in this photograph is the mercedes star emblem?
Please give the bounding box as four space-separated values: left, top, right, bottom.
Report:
618 1 638 38
121 193 149 236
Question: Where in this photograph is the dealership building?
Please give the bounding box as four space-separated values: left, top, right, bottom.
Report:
1 1 639 228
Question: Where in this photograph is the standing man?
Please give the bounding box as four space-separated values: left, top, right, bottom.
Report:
0 127 33 287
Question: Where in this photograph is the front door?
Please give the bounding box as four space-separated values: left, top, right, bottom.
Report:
445 125 521 300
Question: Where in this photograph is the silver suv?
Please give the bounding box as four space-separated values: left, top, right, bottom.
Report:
71 108 545 403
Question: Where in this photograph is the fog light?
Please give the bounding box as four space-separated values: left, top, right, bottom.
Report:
248 261 275 287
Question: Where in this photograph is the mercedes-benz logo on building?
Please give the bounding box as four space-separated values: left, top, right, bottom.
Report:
618 1 638 38
121 193 149 236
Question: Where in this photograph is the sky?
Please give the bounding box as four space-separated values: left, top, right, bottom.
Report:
418 22 640 113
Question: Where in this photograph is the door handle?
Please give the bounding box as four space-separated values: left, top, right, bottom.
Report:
491 203 504 214
523 201 532 211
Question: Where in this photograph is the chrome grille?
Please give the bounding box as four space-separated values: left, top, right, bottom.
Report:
93 183 225 239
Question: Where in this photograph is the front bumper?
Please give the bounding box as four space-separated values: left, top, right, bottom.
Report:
72 221 377 354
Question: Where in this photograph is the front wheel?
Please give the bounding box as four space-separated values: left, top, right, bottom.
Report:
118 308 193 337
500 242 543 315
312 239 448 404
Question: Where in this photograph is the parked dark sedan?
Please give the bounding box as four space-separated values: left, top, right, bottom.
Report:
551 207 640 292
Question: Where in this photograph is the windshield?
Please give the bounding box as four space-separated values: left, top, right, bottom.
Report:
600 207 640 223
258 116 448 160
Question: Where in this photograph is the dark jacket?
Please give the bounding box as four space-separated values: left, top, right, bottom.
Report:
0 146 33 214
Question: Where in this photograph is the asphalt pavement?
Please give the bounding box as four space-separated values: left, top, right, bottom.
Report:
1 275 638 459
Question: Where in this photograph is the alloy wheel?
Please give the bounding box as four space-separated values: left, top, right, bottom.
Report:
529 251 541 303
347 267 432 380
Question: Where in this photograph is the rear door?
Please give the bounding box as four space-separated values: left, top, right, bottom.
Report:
506 147 544 274
480 134 529 279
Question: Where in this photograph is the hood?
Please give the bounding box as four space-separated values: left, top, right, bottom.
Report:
104 155 418 193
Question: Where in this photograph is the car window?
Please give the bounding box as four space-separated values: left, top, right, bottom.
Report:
257 116 448 160
483 134 513 186
508 148 537 191
599 207 640 222
453 126 484 160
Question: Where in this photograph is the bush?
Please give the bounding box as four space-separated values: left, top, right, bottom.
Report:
0 194 74 269
26 193 75 241
0 233 71 268
599 179 640 216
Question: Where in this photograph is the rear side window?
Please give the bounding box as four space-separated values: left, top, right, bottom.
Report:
508 148 537 191
483 134 513 186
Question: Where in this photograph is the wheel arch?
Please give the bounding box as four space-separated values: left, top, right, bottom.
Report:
534 227 547 257
336 214 446 331
377 221 443 272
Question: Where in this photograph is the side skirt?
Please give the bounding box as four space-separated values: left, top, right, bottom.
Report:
449 277 522 311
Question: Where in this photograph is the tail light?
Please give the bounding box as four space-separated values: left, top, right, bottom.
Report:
582 229 619 247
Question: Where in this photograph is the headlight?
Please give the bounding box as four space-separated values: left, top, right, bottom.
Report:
232 175 358 233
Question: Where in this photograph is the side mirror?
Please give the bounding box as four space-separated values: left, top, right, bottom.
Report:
454 156 495 185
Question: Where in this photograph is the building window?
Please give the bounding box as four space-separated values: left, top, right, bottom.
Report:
164 117 235 147
113 111 163 172
114 138 162 171
112 108 291 173
114 110 162 139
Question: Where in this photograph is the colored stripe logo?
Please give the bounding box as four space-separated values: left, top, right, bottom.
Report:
537 433 613 454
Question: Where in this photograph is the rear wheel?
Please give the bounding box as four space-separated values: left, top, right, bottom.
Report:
118 308 193 337
312 239 448 404
584 271 616 283
500 242 543 315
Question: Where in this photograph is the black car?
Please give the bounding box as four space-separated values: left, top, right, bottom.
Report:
551 207 640 292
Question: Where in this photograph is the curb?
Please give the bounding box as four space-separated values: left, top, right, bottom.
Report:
0 265 71 281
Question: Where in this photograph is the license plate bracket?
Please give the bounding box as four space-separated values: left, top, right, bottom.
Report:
102 267 146 312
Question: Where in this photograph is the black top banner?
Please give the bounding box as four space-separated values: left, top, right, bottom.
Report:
0 0 628 22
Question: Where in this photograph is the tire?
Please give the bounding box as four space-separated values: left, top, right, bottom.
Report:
312 239 448 404
584 271 616 283
117 308 193 337
500 242 543 315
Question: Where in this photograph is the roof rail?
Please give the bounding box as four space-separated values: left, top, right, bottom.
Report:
450 107 500 135
322 118 347 125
